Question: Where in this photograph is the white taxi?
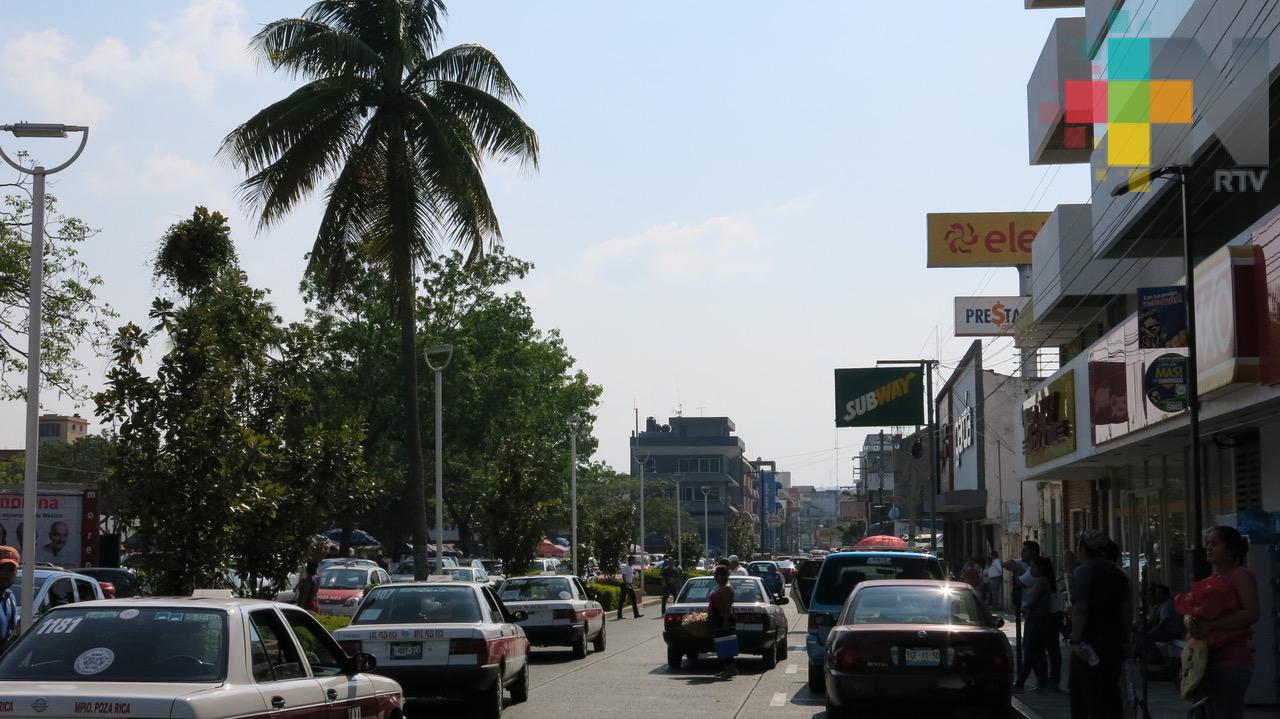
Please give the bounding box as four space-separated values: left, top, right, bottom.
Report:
0 592 403 719
332 577 529 718
496 574 605 657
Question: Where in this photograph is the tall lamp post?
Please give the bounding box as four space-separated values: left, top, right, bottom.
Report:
1112 166 1206 579
701 486 711 557
0 123 89 629
424 344 453 574
568 423 578 577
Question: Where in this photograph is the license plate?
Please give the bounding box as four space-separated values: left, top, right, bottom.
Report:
390 642 423 660
905 648 940 666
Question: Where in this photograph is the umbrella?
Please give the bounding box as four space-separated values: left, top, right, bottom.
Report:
535 539 568 557
854 534 908 549
553 537 570 547
323 528 381 547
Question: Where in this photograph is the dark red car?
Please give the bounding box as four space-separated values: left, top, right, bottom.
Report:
823 580 1012 718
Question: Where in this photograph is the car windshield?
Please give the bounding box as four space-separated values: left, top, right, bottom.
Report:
353 586 482 624
748 563 777 575
446 568 475 581
499 577 572 601
320 568 367 589
813 555 943 606
0 606 227 682
845 586 988 627
677 577 764 604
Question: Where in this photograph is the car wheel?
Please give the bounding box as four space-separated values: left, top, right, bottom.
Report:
592 621 606 652
762 646 778 670
572 625 589 658
478 675 503 719
807 662 825 693
509 662 529 704
667 646 683 670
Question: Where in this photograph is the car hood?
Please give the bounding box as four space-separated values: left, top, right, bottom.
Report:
0 682 217 718
319 588 364 597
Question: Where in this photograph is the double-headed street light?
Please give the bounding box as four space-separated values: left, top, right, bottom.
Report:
1112 166 1206 580
0 122 89 629
424 344 453 574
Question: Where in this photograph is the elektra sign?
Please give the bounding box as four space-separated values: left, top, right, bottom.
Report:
955 296 1029 337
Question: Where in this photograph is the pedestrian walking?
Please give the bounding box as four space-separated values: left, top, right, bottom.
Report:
1068 529 1131 719
1182 526 1259 719
707 565 737 678
986 551 1004 610
295 562 320 613
660 557 683 613
617 555 642 619
1015 556 1062 692
0 545 18 653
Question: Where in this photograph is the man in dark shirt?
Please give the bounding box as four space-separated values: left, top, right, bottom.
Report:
1068 530 1130 718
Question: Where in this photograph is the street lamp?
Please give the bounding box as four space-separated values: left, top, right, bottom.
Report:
1112 166 1206 580
701 486 711 557
673 472 683 570
568 422 578 577
0 122 89 629
424 344 453 574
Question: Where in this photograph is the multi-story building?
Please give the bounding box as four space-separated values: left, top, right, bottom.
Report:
1020 0 1280 704
859 432 899 533
630 415 750 556
38 414 89 444
793 485 840 551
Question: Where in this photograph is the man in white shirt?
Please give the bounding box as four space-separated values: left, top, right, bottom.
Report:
985 551 1004 610
727 555 749 577
617 555 642 619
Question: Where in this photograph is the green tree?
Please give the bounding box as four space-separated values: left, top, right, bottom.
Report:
95 208 373 595
0 179 115 400
222 0 539 580
726 509 757 559
662 532 704 570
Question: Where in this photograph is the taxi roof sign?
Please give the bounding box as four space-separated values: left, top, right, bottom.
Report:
426 573 455 582
191 589 235 598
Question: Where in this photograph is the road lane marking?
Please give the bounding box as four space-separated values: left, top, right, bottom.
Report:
785 664 797 674
770 692 787 707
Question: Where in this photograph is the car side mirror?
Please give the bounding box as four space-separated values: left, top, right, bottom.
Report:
774 597 790 606
510 610 528 622
343 652 376 676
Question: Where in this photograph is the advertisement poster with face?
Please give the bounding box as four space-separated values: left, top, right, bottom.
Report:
0 488 94 566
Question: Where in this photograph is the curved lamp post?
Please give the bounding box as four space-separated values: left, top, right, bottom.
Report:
424 344 453 574
0 123 89 629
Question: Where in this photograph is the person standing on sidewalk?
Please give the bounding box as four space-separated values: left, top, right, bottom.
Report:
660 557 683 612
617 555 642 619
1015 556 1062 692
986 551 1004 610
1187 526 1259 719
1068 529 1130 718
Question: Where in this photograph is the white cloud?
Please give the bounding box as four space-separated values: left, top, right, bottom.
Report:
0 0 251 125
141 153 210 193
580 214 771 286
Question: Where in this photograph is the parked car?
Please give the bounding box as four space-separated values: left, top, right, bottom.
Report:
662 575 789 670
333 577 530 718
14 569 104 623
0 593 402 717
775 557 797 582
804 549 944 691
747 561 785 600
319 557 379 572
497 574 605 657
823 580 1011 717
390 556 457 582
317 564 390 616
72 567 141 598
529 558 561 574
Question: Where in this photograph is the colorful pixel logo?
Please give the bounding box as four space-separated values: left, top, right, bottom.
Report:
1062 27 1269 192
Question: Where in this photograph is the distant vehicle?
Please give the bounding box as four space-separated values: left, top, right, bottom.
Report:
390 557 458 582
774 558 797 582
0 594 400 717
72 567 141 598
443 567 490 585
747 561 784 599
317 565 390 616
498 575 605 657
14 569 104 622
529 558 560 574
662 575 789 670
319 557 379 572
334 578 530 717
804 550 944 692
823 580 1010 717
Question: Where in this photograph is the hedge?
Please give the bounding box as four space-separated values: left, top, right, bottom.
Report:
586 581 621 612
312 613 351 633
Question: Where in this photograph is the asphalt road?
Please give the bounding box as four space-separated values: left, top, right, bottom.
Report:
403 599 830 719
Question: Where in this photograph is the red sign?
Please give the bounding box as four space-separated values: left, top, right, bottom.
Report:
1194 245 1261 394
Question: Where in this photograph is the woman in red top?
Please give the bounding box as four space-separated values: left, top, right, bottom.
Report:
708 565 737 678
1187 526 1259 719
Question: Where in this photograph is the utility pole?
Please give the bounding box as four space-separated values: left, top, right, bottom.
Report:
570 428 578 577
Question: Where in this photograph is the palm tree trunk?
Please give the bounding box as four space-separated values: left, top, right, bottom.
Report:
396 259 430 580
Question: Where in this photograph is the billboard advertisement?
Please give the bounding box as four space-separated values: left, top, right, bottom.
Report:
1136 286 1187 349
834 367 924 427
926 212 1050 267
0 484 99 567
954 296 1029 337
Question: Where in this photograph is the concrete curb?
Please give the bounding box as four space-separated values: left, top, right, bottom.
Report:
1011 696 1041 719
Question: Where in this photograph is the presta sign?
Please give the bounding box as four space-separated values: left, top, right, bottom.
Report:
954 296 1029 337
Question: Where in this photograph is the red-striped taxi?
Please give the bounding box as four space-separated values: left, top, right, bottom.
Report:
332 576 529 718
0 592 402 719
495 574 605 657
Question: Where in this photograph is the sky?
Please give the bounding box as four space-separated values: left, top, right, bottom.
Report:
0 1 1089 488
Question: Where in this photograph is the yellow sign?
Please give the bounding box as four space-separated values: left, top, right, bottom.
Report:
926 212 1050 268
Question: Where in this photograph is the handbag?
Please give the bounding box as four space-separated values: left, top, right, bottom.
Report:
714 630 740 659
1179 638 1209 700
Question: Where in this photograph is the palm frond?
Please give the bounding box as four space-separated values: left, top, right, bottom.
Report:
251 17 381 80
410 44 524 104
402 0 448 66
219 76 368 172
425 81 539 169
307 122 388 297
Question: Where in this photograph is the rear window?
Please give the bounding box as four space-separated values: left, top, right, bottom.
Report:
353 586 481 624
844 585 988 627
813 554 942 606
320 569 368 589
499 577 572 601
0 606 227 682
677 577 764 604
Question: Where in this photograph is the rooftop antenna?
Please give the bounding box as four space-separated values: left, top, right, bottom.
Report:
696 405 706 416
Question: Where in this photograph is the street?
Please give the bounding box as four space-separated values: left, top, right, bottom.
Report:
407 601 830 719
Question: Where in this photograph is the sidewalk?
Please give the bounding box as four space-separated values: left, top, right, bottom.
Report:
996 612 1280 719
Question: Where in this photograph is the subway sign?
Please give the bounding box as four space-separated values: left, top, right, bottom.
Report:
834 367 924 428
954 296 1029 337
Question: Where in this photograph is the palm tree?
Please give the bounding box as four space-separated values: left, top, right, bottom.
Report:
222 0 538 579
